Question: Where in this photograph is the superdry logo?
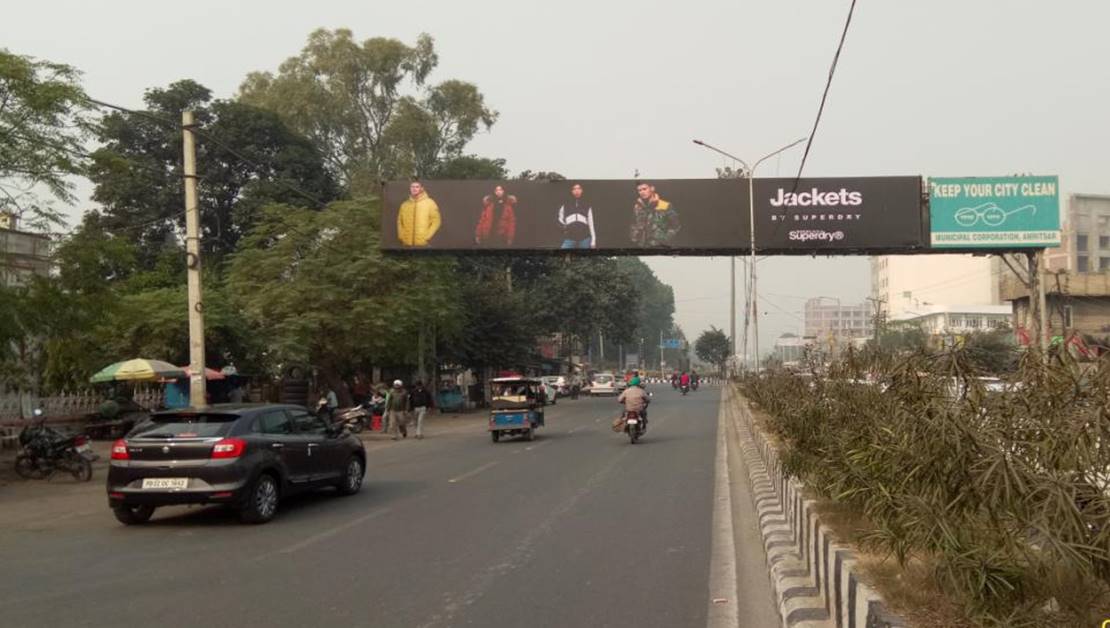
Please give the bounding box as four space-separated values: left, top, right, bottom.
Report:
789 230 845 242
769 187 863 207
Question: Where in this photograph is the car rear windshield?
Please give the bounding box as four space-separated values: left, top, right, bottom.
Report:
595 375 613 384
131 413 239 439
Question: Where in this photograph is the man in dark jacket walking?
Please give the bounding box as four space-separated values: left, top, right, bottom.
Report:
409 381 434 439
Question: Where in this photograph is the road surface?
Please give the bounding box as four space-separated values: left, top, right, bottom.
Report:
0 386 777 628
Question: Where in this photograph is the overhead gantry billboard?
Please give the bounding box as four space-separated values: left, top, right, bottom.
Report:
381 177 925 255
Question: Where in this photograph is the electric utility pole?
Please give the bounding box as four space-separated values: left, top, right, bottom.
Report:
182 111 207 408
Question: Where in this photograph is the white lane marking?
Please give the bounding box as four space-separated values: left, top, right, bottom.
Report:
524 440 552 452
260 507 392 559
707 387 739 628
568 427 581 434
447 461 499 484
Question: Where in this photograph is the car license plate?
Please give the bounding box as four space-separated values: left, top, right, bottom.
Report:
142 478 188 490
76 443 90 453
627 419 638 424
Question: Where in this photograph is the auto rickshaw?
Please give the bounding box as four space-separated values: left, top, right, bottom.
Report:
488 377 545 443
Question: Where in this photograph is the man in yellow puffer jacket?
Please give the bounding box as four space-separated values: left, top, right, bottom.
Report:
397 181 442 246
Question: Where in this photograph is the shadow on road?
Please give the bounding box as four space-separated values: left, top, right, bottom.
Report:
142 479 426 527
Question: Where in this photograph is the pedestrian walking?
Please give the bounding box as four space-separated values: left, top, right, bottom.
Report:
409 380 434 439
385 380 410 440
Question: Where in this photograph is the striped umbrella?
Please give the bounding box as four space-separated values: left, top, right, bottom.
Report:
90 359 187 383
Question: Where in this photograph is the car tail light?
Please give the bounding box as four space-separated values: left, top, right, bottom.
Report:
211 438 246 459
111 439 129 460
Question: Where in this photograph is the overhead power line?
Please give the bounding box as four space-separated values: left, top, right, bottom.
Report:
793 0 859 182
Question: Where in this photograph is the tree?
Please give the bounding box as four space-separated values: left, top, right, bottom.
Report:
962 328 1018 374
88 79 336 268
239 29 496 192
875 320 928 354
227 197 462 387
614 258 676 367
0 50 91 232
695 327 731 375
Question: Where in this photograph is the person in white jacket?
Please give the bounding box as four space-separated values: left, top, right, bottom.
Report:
557 183 597 249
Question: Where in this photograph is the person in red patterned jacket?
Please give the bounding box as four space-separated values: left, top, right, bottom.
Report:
475 185 517 246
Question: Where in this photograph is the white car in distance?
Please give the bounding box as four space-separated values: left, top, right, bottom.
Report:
590 373 619 396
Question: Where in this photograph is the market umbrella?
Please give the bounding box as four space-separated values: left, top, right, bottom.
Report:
90 359 186 383
177 366 226 381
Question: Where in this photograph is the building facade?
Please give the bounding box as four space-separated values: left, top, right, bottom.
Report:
870 254 1002 320
773 335 815 366
1046 193 1110 273
890 304 1013 337
803 298 874 343
0 212 52 287
1002 270 1110 355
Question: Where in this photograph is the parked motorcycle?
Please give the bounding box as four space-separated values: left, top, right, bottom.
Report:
336 404 371 433
14 409 94 482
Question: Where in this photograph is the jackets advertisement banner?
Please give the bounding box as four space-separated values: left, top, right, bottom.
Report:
752 176 924 252
381 177 926 254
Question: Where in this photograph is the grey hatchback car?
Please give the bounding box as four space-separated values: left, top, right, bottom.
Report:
107 404 365 525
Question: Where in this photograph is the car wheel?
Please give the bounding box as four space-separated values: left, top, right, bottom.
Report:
240 473 279 524
337 457 363 496
491 431 500 443
113 504 155 525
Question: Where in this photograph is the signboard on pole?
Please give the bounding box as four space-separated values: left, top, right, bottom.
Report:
929 176 1060 248
661 339 684 349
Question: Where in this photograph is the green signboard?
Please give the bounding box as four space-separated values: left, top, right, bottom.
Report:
929 176 1060 248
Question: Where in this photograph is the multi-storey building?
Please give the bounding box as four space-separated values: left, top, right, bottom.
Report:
803 298 874 343
1047 193 1110 273
870 255 1002 320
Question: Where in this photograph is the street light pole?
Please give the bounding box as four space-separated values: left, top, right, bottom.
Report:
693 137 807 370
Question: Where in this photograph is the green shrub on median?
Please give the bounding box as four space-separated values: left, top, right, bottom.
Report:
741 348 1110 627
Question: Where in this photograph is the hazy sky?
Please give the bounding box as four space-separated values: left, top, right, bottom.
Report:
5 0 1109 354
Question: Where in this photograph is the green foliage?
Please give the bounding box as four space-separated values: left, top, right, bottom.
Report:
227 197 461 376
88 79 337 268
0 49 91 231
429 155 508 179
963 328 1018 374
874 319 928 354
742 349 1110 626
239 29 496 192
614 258 676 366
538 257 639 347
695 326 730 372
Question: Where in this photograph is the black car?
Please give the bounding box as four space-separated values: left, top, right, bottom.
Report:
107 404 365 525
